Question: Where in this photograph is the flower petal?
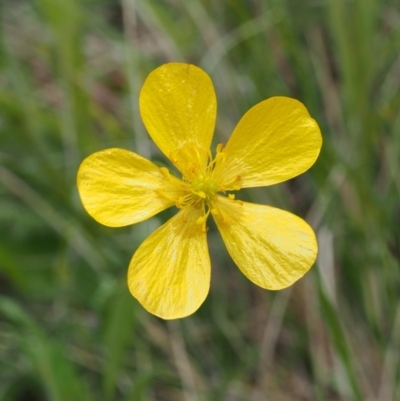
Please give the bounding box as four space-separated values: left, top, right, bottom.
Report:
212 196 317 289
214 97 322 188
140 63 217 175
77 148 185 227
127 207 210 319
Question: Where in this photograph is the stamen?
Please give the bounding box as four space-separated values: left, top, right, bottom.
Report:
205 143 226 173
215 206 228 225
215 152 226 164
220 174 242 192
157 189 179 203
176 194 194 208
170 151 179 164
207 149 213 166
185 162 196 175
196 216 205 225
160 167 171 180
195 205 212 232
228 194 235 200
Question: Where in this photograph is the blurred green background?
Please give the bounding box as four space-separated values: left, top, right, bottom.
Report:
1 0 400 400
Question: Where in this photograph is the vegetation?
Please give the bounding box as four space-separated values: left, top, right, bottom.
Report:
1 0 399 400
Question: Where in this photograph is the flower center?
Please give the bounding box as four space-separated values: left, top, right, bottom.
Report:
161 143 243 231
172 143 243 209
190 173 218 201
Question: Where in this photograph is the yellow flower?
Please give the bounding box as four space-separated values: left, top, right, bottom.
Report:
77 63 322 320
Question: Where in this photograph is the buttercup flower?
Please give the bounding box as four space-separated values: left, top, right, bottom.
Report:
77 63 322 319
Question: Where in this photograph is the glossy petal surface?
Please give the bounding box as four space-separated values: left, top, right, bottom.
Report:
212 196 317 289
77 148 185 227
140 63 217 174
214 97 322 188
128 207 210 319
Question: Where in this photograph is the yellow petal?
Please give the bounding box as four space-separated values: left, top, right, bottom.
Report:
214 97 322 188
140 63 217 175
77 148 185 227
212 196 317 290
128 207 210 319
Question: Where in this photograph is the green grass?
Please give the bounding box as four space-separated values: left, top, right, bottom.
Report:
1 0 400 400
